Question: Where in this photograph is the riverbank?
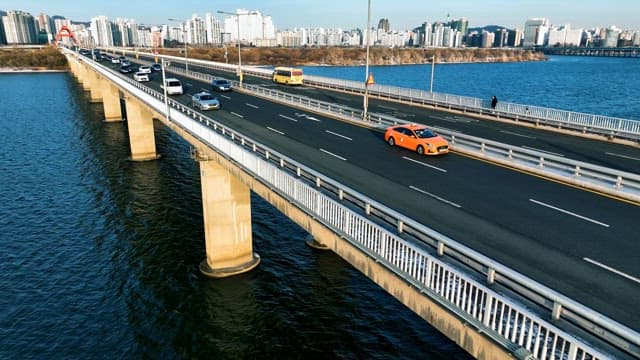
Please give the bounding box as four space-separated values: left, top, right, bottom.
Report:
171 47 546 66
0 46 68 70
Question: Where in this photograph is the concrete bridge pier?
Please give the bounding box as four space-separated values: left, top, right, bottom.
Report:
124 97 160 162
85 70 103 103
197 157 260 278
99 80 124 122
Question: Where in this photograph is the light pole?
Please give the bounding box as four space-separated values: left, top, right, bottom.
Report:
429 55 435 93
161 58 171 122
362 0 372 121
218 10 258 86
168 18 188 73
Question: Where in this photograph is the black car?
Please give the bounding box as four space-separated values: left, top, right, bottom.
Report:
119 65 133 74
211 79 232 92
151 63 162 72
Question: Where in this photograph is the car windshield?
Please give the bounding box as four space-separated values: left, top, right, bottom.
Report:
199 94 214 100
168 81 180 86
215 80 229 85
414 128 437 138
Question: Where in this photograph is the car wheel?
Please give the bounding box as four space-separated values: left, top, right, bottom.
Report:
416 145 425 155
387 137 395 146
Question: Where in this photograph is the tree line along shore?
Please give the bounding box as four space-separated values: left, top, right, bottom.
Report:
0 46 545 70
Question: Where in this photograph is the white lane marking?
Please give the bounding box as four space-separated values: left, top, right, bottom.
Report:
220 95 231 99
279 114 298 122
500 130 536 139
231 112 244 118
402 156 447 173
267 127 285 135
306 116 320 122
410 185 461 208
246 103 260 109
432 116 458 123
521 146 565 157
529 199 610 228
319 148 347 161
583 258 640 284
379 105 397 110
437 127 462 134
295 113 321 122
606 152 640 162
325 130 352 141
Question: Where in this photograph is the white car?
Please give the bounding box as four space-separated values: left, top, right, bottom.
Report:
110 57 120 64
133 72 149 82
161 78 183 95
138 65 152 74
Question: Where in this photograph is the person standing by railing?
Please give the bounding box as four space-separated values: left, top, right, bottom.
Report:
491 95 498 111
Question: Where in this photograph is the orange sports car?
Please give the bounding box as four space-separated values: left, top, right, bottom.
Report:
384 124 449 155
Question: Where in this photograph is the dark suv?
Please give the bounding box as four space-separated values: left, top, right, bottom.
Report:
211 79 232 92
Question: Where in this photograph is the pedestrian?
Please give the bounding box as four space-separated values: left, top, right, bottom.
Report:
491 95 498 110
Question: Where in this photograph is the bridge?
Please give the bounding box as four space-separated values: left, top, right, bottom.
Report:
540 47 640 58
63 47 639 359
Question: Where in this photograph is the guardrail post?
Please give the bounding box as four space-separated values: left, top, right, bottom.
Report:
616 176 623 188
252 144 257 152
397 220 404 233
552 302 563 320
364 203 371 215
338 189 344 200
487 268 496 285
265 151 270 160
315 177 321 188
437 241 445 256
539 157 545 168
296 167 301 177
241 138 245 146
574 165 581 176
508 149 513 160
481 142 486 153
279 159 284 168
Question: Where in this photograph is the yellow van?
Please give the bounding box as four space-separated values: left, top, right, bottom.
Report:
272 67 303 85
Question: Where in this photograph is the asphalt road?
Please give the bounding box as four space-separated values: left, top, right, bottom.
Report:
95 53 640 331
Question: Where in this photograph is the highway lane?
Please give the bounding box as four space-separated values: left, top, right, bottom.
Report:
151 54 640 175
98 57 640 330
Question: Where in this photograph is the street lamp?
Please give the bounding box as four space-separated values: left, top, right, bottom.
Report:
362 0 372 121
168 18 188 73
161 58 171 122
218 10 258 86
429 55 435 93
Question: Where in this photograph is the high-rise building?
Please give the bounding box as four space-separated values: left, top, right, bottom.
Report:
37 13 55 36
448 17 468 39
221 9 272 46
90 16 114 47
603 26 621 47
205 13 223 45
0 11 7 45
548 25 583 47
507 29 523 47
523 18 549 46
2 10 38 44
377 18 390 32
493 28 509 47
481 30 494 48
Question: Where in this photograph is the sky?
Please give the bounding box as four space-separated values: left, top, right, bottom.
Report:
1 0 638 31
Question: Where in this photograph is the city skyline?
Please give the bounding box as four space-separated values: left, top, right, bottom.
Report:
3 0 639 31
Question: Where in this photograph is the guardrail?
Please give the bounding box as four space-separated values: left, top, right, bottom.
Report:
68 50 640 359
115 48 640 142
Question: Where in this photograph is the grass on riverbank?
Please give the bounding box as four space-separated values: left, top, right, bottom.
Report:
0 46 68 70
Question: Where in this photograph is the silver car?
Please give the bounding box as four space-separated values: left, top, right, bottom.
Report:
191 92 220 110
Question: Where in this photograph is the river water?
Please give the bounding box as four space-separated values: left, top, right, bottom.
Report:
1 55 635 359
303 55 640 120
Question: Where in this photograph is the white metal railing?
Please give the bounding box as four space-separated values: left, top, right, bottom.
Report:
68 51 640 359
118 48 640 142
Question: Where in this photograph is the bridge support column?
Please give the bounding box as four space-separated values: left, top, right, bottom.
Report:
197 159 260 278
124 98 159 161
85 70 103 103
100 80 124 122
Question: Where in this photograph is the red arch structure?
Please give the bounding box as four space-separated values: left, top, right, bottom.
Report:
55 25 78 46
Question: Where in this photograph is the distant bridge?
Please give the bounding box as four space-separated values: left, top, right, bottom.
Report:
541 47 640 57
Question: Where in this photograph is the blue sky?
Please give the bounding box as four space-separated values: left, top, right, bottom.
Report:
1 0 638 30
